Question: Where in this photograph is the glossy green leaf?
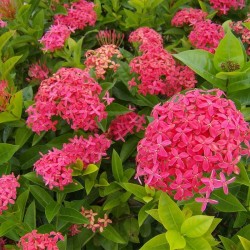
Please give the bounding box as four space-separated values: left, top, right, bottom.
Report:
0 143 19 165
0 30 15 52
102 225 126 244
81 164 98 176
45 201 61 223
0 112 18 123
122 183 147 199
140 233 169 250
213 30 245 71
158 192 184 231
14 190 29 221
185 237 211 250
181 215 214 238
106 103 130 116
166 230 186 250
146 209 162 224
120 136 139 162
30 185 54 208
174 50 226 89
238 236 250 250
112 149 124 182
15 127 33 148
219 236 237 250
138 202 155 227
0 220 17 237
2 56 22 78
24 201 36 230
211 189 246 212
8 91 23 118
59 207 89 224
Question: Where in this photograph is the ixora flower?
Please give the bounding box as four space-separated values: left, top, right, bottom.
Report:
54 0 97 31
0 80 11 112
27 62 49 82
135 89 249 211
85 44 123 80
69 208 112 235
18 230 64 250
209 0 245 15
171 8 208 27
0 0 16 20
34 134 111 190
188 20 225 53
0 173 20 214
26 67 107 133
96 30 124 47
108 111 146 141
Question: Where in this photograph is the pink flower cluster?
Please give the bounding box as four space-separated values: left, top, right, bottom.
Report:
108 112 146 141
26 67 107 134
128 28 197 96
85 44 123 80
231 16 250 55
39 24 72 52
209 0 245 15
34 134 111 190
171 8 208 27
69 208 112 235
0 0 16 20
135 89 249 210
189 20 225 53
27 62 49 82
54 0 96 31
0 173 20 214
40 0 96 52
0 80 11 112
18 230 64 250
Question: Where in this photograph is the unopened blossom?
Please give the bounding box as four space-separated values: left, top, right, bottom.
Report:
96 30 124 47
136 89 249 207
108 112 146 141
39 24 71 52
0 173 20 214
26 67 107 133
129 27 163 52
0 0 16 20
209 0 245 15
54 0 96 31
171 8 208 27
189 20 224 53
85 44 123 80
18 230 64 250
69 208 112 235
0 80 11 112
34 134 111 190
27 62 49 82
129 48 196 96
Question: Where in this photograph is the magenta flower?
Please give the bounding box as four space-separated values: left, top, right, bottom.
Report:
27 61 49 82
209 0 245 14
195 192 219 212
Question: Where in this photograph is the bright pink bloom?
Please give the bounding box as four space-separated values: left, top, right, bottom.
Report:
189 20 224 53
18 230 64 250
136 89 249 207
0 19 7 27
195 192 219 212
108 112 146 141
0 80 11 112
27 62 49 82
85 44 123 80
26 67 107 133
129 27 163 52
54 0 96 31
171 8 208 27
0 173 20 214
34 134 111 190
102 91 115 105
209 0 245 14
39 24 71 52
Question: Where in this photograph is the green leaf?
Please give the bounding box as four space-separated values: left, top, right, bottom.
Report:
106 103 130 116
102 225 126 244
0 143 19 165
174 50 226 89
14 190 29 221
45 201 61 223
140 233 169 250
238 236 250 250
146 209 162 224
82 164 99 176
121 183 147 199
213 30 245 72
112 149 124 182
158 192 184 231
24 201 36 230
2 56 22 78
57 235 67 250
0 112 18 123
15 127 33 148
30 185 54 208
138 202 155 227
211 189 246 212
8 91 23 118
229 89 250 106
59 207 89 224
181 215 214 238
219 236 237 250
0 30 15 52
0 220 17 237
165 230 186 250
120 136 139 162
185 237 211 250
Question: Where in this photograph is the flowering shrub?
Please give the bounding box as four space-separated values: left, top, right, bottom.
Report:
0 0 249 249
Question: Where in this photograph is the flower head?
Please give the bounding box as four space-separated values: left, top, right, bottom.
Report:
171 8 208 27
0 0 16 20
34 134 111 190
96 29 124 47
136 89 249 205
18 230 64 250
209 0 245 15
0 173 20 214
0 80 11 112
27 62 49 82
189 20 224 53
26 67 107 133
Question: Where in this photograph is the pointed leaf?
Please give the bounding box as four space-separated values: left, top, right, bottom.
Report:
185 237 211 250
140 233 169 250
0 143 19 165
45 201 61 223
102 225 126 244
30 185 54 208
24 201 36 230
166 230 186 250
112 150 124 182
59 207 89 224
